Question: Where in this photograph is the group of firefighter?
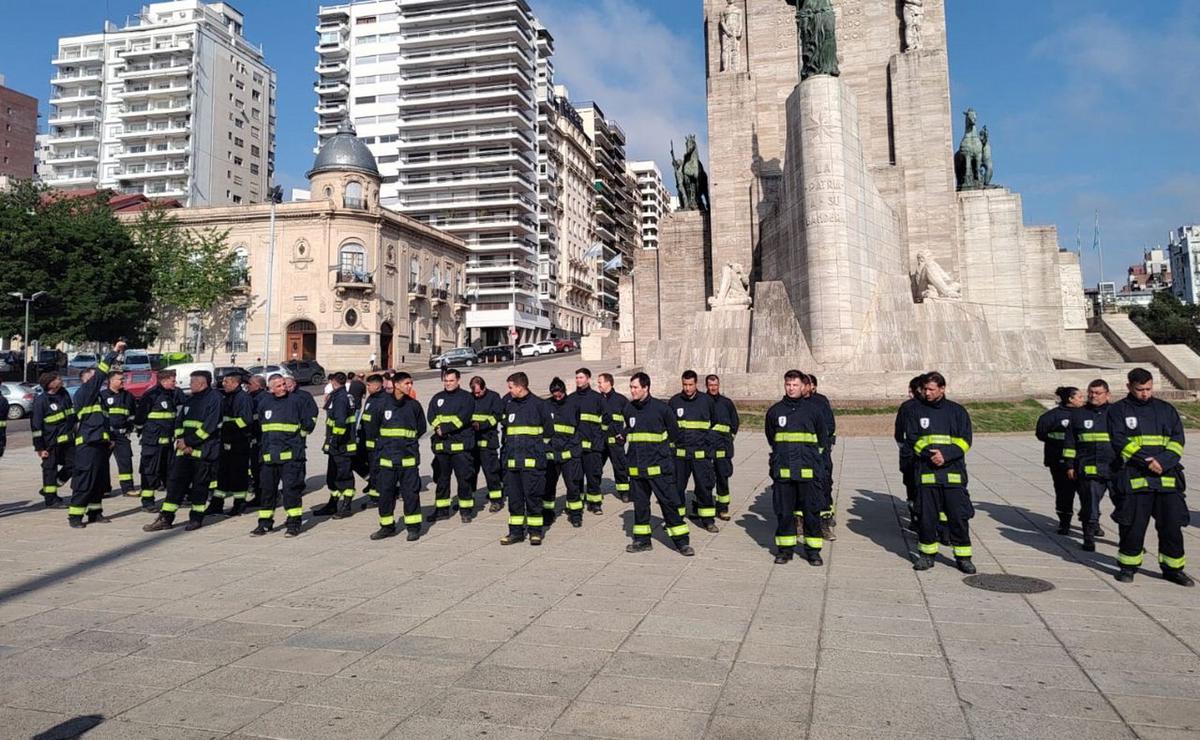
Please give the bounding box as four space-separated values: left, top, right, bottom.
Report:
2 338 1190 585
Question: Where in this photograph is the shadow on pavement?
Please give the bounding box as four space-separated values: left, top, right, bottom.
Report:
619 508 685 549
974 500 1120 576
733 486 778 553
0 499 44 518
845 488 915 563
32 714 104 740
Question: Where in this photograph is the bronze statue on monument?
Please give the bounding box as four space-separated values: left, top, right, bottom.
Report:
785 0 840 80
672 135 710 212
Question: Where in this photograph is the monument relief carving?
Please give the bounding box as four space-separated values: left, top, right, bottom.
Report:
914 250 962 301
708 262 753 310
718 0 744 73
902 0 923 51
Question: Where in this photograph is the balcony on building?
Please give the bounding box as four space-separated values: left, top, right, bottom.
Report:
407 281 428 300
52 66 104 84
50 87 102 105
315 30 349 58
119 39 193 58
315 60 350 77
45 147 100 165
314 80 350 97
335 269 374 294
120 60 193 80
231 268 251 293
117 121 191 139
48 108 101 126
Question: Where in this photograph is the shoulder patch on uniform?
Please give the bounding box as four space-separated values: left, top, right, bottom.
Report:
507 413 515 423
1125 416 1137 430
50 403 58 411
920 417 930 429
629 416 637 428
160 400 168 408
264 410 272 420
676 407 684 417
384 409 392 420
778 415 787 427
1061 418 1069 427
1084 419 1093 429
437 398 444 408
106 397 114 405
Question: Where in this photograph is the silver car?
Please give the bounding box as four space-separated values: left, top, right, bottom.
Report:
1 382 37 420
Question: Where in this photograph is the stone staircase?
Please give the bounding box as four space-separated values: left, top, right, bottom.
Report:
1086 331 1125 364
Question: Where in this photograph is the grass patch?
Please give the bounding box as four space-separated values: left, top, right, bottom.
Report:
736 398 1047 434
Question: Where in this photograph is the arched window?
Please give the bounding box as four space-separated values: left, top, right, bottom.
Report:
409 258 420 291
339 242 367 283
345 181 364 209
232 246 249 287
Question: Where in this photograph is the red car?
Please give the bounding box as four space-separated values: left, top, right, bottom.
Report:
552 338 578 353
124 370 159 400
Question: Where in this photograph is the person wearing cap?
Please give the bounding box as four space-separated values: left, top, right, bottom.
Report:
545 376 584 528
99 370 137 498
211 370 255 517
65 341 124 528
134 369 186 512
142 369 223 532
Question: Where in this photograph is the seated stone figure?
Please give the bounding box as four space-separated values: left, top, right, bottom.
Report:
914 250 962 301
709 262 753 309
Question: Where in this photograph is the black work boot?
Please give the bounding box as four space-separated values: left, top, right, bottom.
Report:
406 528 421 542
774 550 794 564
1115 567 1136 583
821 519 837 541
1056 514 1072 535
229 499 246 517
141 498 159 513
426 507 450 522
250 519 273 536
500 533 525 546
370 525 397 541
1090 523 1105 538
626 540 652 554
912 554 935 571
68 515 87 529
570 516 583 528
142 514 173 532
677 545 696 557
806 550 824 567
1162 569 1195 587
87 510 111 524
1081 536 1096 552
208 498 225 516
184 511 205 531
44 495 65 509
334 496 353 519
284 517 302 537
956 558 977 574
488 500 503 513
312 497 338 517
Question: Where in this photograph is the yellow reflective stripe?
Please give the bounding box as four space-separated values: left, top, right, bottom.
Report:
506 425 542 435
1160 477 1176 489
921 473 936 484
1079 432 1110 442
471 413 496 423
553 424 576 435
1130 477 1148 490
402 457 417 467
327 425 347 434
1166 440 1184 456
665 524 689 538
775 535 798 547
610 413 625 422
79 404 102 414
379 458 393 468
108 407 130 415
380 427 418 438
633 524 653 536
678 420 711 430
1062 448 1077 459
43 412 66 423
261 423 300 432
627 431 668 443
953 546 973 558
365 440 376 448
508 515 526 525
404 513 423 525
919 542 939 554
286 507 303 518
146 410 175 419
1159 553 1186 569
946 473 962 484
580 413 603 423
379 515 395 526
1084 465 1098 475
1045 431 1066 441
712 423 731 434
1118 550 1143 566
431 414 464 428
774 431 819 443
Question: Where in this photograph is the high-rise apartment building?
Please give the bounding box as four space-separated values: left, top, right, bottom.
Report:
43 1 276 205
316 0 545 346
551 85 598 338
534 24 560 330
1169 226 1200 305
0 78 38 180
627 160 671 251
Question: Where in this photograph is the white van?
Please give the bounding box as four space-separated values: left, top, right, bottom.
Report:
162 362 217 394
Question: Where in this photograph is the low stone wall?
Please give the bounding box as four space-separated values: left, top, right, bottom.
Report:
1092 314 1200 391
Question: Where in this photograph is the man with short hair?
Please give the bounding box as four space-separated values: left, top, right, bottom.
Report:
1107 368 1192 586
369 372 426 541
31 372 75 509
573 368 607 515
670 369 719 532
598 372 631 503
253 374 315 537
902 371 976 573
212 371 254 517
313 372 358 518
766 369 830 565
245 374 266 506
545 376 584 527
469 376 505 512
1064 379 1115 552
135 369 185 512
355 373 387 509
100 370 137 497
894 374 927 532
66 342 124 528
143 369 222 532
706 374 739 521
808 374 838 540
427 368 477 522
500 372 554 545
625 372 693 556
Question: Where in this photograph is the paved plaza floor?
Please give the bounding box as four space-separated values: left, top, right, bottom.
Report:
0 367 1197 738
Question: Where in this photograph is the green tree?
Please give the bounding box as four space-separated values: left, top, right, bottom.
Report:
0 181 153 346
1129 291 1200 353
131 206 239 357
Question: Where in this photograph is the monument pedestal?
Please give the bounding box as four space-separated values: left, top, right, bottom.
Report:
630 211 712 361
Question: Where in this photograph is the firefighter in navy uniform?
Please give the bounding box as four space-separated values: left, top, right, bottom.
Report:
66 346 122 528
427 368 477 522
469 376 505 512
212 371 254 517
1062 379 1116 552
253 374 316 537
903 371 976 573
624 372 693 556
285 376 320 488
808 375 838 540
545 377 585 527
370 372 427 541
894 375 927 532
669 370 719 532
598 372 631 503
706 374 739 521
245 374 266 506
99 370 137 497
1107 368 1193 586
0 391 6 459
1036 386 1085 535
500 372 554 546
143 370 222 532
573 368 607 515
313 373 357 518
765 370 830 565
134 369 184 512
31 372 75 509
355 374 386 510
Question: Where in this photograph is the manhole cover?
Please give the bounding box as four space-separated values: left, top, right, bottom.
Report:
963 574 1054 593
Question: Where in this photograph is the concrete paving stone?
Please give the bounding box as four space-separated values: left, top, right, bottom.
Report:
939 638 1075 667
714 682 813 723
551 700 710 740
735 639 819 668
929 604 1044 626
954 681 1123 721
383 715 546 740
80 718 230 739
963 708 1136 740
948 657 1095 690
227 606 340 629
578 673 724 713
236 701 402 740
822 613 938 638
337 654 476 686
121 690 279 734
235 645 366 676
560 594 659 615
1129 725 1200 740
408 616 524 642
806 721 946 739
660 587 765 609
454 663 596 699
0 601 53 625
179 666 320 702
0 708 149 740
633 614 748 643
437 602 548 625
816 667 956 706
820 630 942 656
602 651 733 684
1055 627 1192 654
704 715 808 739
0 645 120 677
15 606 129 630
618 633 741 661
322 609 427 634
824 600 933 621
379 635 502 663
289 674 441 715
1104 694 1200 731
725 661 815 689
813 692 969 736
150 598 263 621
78 654 217 689
934 622 1061 646
485 642 613 673
413 686 570 730
649 600 755 624
189 620 303 645
513 623 629 651
533 607 643 633
51 627 153 654
5 673 165 716
282 628 397 653
819 646 950 678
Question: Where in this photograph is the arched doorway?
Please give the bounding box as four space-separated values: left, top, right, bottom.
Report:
286 319 317 362
380 321 394 370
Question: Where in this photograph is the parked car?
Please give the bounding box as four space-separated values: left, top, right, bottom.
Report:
0 351 22 381
215 366 251 381
429 347 479 369
534 340 557 356
247 364 295 383
68 353 98 372
517 343 539 358
123 370 158 400
122 350 152 371
282 360 326 386
162 362 217 394
552 338 578 353
477 345 514 363
1 382 36 420
33 349 67 376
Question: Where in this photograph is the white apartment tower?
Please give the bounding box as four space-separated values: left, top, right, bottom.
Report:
534 24 561 332
627 160 671 250
44 1 276 205
551 85 598 338
1169 226 1200 305
316 0 545 347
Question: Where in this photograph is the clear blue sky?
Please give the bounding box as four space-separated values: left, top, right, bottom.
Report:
3 0 1195 287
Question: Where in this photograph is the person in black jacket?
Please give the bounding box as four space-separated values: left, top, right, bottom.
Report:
99 370 137 497
808 375 838 540
347 371 367 409
143 370 222 532
369 372 427 541
1035 386 1084 535
66 343 122 528
901 371 976 573
427 368 476 523
212 370 254 517
313 372 358 519
573 368 607 514
469 376 505 512
355 374 387 509
253 374 317 537
669 370 719 532
31 372 75 508
765 370 831 565
894 375 927 532
134 369 185 512
706 374 739 521
545 377 584 527
0 391 8 460
598 372 631 503
624 372 693 556
500 371 554 545
245 374 266 506
1062 379 1115 552
1107 368 1192 586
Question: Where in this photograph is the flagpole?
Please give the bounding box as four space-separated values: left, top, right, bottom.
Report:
1095 209 1104 287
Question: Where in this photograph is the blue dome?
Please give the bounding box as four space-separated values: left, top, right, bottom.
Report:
307 120 379 179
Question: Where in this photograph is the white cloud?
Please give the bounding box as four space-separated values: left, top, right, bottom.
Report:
532 0 708 187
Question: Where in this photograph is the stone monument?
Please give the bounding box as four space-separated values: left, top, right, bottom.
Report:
626 0 1089 398
718 0 744 73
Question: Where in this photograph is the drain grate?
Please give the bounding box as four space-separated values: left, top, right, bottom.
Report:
963 573 1054 593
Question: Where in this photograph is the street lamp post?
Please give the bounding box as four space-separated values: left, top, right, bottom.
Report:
9 291 47 382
